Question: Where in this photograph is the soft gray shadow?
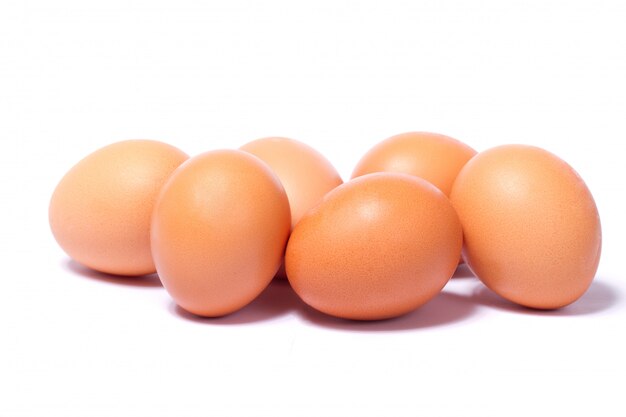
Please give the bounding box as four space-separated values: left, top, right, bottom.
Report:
64 259 162 288
468 279 619 316
452 263 475 279
170 279 304 324
297 290 478 332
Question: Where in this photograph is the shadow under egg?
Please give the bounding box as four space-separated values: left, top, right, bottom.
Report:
467 279 619 316
296 290 479 332
64 259 162 288
169 279 304 324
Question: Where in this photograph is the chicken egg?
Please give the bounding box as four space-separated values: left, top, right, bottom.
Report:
240 137 343 228
49 140 188 276
285 173 462 320
450 145 602 309
352 131 476 196
151 150 291 317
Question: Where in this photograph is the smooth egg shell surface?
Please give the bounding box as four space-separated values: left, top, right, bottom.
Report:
151 150 291 317
450 145 602 309
286 173 463 320
49 140 188 276
352 131 476 196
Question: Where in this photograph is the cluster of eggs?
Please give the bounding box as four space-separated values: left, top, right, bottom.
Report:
49 133 602 320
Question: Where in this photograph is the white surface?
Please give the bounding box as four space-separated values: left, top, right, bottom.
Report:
1 1 625 416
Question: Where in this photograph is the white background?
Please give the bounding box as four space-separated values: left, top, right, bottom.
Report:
1 1 625 416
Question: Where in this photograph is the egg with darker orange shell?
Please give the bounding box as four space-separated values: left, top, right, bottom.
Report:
240 137 343 278
285 172 462 320
151 150 291 317
49 140 189 276
450 145 602 309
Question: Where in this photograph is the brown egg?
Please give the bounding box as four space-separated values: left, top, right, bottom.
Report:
49 140 188 276
151 150 291 317
352 131 477 196
240 137 343 228
240 137 343 279
285 173 462 320
450 145 602 309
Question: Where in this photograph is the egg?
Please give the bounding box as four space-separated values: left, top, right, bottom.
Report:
285 173 462 320
151 150 291 317
450 145 602 309
352 131 477 196
49 140 188 276
240 137 343 279
240 137 343 228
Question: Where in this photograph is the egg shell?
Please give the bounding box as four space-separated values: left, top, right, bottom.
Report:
49 140 188 276
450 144 602 309
352 131 477 196
240 137 343 228
285 172 463 320
151 149 291 317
